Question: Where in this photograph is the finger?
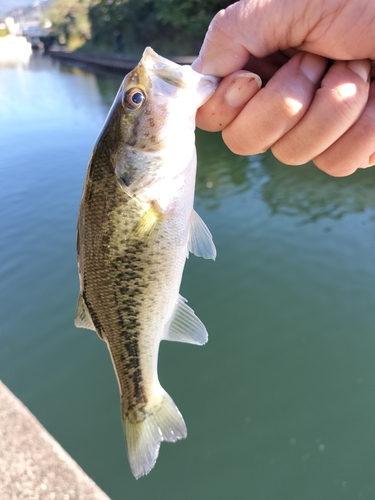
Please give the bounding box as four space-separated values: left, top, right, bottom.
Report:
196 71 262 132
192 0 323 77
312 81 375 176
272 59 371 165
221 52 327 155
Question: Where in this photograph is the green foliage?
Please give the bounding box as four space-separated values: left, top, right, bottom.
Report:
45 0 234 54
44 0 93 49
156 0 231 37
88 0 164 53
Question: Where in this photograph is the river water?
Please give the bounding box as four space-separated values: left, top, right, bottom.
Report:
1 50 375 500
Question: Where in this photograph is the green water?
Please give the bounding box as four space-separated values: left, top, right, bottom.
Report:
1 52 375 499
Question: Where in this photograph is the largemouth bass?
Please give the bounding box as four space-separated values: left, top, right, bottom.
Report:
75 47 219 479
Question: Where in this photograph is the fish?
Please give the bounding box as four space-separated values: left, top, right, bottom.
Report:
75 47 219 479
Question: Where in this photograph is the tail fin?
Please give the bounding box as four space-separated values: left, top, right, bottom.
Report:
123 390 187 479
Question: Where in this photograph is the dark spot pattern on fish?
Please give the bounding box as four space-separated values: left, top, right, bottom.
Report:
105 235 162 412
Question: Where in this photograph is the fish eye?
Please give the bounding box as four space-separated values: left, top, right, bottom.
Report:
124 88 146 110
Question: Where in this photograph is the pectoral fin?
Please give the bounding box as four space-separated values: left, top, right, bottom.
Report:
163 295 208 345
188 210 216 260
132 203 164 242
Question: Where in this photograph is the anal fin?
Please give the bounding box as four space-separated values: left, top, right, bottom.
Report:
163 295 208 346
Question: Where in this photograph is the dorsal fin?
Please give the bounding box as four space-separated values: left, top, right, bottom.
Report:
188 210 216 260
163 295 208 345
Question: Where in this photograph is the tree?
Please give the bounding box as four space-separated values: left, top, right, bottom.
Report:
45 0 92 49
45 0 234 54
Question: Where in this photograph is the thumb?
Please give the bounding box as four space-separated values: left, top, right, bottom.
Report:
192 0 311 77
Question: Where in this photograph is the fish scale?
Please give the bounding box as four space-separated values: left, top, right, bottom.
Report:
75 47 219 479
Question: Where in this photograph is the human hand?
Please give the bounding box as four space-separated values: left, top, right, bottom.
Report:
193 0 375 176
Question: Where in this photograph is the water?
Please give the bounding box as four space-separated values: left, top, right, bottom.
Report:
1 51 375 499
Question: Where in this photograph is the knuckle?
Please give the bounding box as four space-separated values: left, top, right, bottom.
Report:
264 86 307 128
319 66 370 120
319 86 365 122
222 129 262 156
361 106 375 139
271 139 307 166
206 9 233 45
312 155 356 177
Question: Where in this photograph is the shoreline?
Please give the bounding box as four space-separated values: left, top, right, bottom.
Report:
49 48 196 72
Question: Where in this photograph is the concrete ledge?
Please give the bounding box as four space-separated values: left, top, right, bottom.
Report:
49 49 195 72
0 381 110 500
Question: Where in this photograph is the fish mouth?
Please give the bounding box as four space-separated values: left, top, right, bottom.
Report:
140 47 189 89
152 68 219 91
140 47 182 72
139 47 220 101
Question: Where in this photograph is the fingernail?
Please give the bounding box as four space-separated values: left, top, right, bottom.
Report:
347 59 370 82
224 72 262 108
191 57 202 73
362 155 375 168
300 53 327 84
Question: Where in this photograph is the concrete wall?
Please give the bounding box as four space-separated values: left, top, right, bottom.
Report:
0 381 110 500
49 49 195 72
